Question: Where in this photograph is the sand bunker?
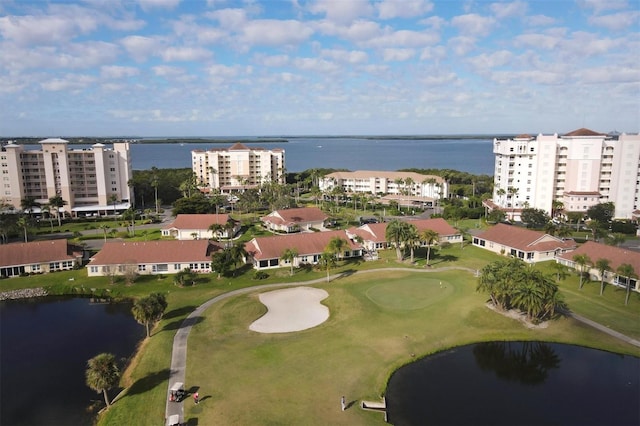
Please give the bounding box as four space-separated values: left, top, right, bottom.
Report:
249 287 329 333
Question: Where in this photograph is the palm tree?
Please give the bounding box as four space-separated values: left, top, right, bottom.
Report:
551 200 564 219
99 224 110 242
385 219 411 261
131 293 167 337
208 223 223 241
281 248 298 276
572 254 591 290
108 193 119 221
20 196 40 217
496 187 506 205
48 195 67 227
151 166 159 215
85 353 120 407
41 203 54 232
507 186 519 220
420 229 439 267
551 262 568 283
327 236 348 260
318 251 336 282
594 258 611 296
616 263 638 306
404 224 420 263
17 216 29 242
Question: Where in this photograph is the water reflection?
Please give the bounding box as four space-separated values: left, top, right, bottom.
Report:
386 341 639 426
473 341 560 385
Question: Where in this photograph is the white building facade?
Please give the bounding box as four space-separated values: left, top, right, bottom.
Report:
319 171 447 200
491 129 640 220
1 138 133 215
192 143 285 193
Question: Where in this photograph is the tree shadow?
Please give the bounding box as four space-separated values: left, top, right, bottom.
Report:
126 368 171 396
338 269 357 279
434 254 458 263
162 316 204 332
163 305 197 320
185 418 199 426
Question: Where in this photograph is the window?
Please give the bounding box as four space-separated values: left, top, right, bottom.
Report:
138 264 146 272
31 264 41 272
152 264 168 273
174 264 181 270
90 266 98 273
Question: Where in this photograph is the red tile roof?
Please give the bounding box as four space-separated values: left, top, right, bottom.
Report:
261 207 328 226
89 240 216 265
163 214 233 230
0 239 79 267
564 128 604 137
348 218 460 243
557 241 640 274
245 230 360 260
476 223 576 252
404 218 460 236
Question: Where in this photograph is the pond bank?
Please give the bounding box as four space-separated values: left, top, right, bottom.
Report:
0 287 48 301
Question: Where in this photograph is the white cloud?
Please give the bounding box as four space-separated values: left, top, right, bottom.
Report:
101 65 140 79
293 57 340 73
253 54 291 67
152 65 185 77
239 20 314 47
161 46 213 62
589 11 640 30
580 66 640 84
206 8 248 29
120 35 165 61
514 33 561 50
451 13 496 37
321 49 368 64
526 15 557 26
489 0 528 19
577 0 630 15
0 14 93 46
382 48 415 61
137 0 181 12
41 73 96 91
377 0 434 19
467 50 513 71
448 36 477 56
362 29 439 48
308 0 374 24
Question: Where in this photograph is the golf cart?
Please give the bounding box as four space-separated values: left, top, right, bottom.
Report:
169 382 185 402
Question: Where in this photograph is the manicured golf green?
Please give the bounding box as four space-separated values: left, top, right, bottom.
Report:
182 269 638 426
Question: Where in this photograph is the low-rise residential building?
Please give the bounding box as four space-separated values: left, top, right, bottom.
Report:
346 218 462 251
472 223 576 263
161 214 239 240
87 240 218 277
192 143 285 193
556 241 639 291
261 207 328 233
244 230 362 270
319 170 447 205
0 239 83 277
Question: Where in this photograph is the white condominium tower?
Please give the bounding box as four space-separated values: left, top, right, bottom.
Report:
491 128 640 220
192 143 285 193
1 138 133 215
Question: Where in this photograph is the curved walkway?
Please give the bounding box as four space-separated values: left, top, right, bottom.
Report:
164 266 639 424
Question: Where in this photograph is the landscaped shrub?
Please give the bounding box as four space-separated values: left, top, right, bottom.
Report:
253 270 269 280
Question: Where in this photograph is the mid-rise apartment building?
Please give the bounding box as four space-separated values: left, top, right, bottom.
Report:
319 170 447 200
1 138 133 215
490 128 640 220
192 143 285 193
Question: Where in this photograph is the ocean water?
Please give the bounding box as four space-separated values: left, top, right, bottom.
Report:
22 136 496 175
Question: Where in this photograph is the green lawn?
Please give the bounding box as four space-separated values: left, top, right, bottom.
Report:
2 238 639 426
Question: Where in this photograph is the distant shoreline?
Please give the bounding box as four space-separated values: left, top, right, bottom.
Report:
1 134 508 145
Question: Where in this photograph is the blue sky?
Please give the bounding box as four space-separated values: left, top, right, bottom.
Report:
0 0 638 136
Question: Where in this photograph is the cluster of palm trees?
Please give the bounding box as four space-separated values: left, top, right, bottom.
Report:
572 254 638 305
477 258 566 322
384 219 439 265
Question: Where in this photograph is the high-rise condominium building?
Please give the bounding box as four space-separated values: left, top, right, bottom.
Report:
490 128 640 220
192 143 285 193
1 138 133 215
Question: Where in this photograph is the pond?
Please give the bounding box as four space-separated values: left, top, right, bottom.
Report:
386 341 640 426
0 297 145 426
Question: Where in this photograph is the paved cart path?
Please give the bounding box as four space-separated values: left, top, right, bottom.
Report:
165 266 640 424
